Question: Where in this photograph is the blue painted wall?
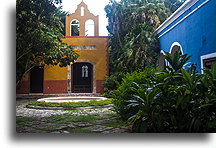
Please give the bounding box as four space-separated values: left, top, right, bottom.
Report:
158 0 215 72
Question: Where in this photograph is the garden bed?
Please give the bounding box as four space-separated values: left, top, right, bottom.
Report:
26 99 113 110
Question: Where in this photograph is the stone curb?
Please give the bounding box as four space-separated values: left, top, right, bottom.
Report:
26 104 113 110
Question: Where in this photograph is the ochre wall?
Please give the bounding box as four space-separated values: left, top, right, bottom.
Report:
62 36 108 80
43 65 68 94
16 65 68 94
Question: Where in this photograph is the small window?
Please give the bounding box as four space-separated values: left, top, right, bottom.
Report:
81 6 84 16
82 65 88 77
71 19 80 36
85 19 94 36
203 58 216 69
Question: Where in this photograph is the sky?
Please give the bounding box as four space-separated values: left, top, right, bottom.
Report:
61 0 110 36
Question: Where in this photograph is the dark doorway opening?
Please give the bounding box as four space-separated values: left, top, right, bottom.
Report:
30 66 44 93
72 62 93 93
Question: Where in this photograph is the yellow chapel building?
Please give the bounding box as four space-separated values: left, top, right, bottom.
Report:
17 1 109 94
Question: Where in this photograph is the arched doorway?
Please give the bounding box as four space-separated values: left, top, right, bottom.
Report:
171 45 182 55
72 62 93 93
170 42 183 55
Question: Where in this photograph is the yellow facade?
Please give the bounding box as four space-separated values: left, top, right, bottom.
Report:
44 65 68 80
16 1 108 94
61 37 108 80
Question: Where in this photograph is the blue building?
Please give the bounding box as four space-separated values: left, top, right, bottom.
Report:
156 0 215 73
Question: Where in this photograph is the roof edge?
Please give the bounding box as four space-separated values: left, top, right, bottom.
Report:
155 0 199 34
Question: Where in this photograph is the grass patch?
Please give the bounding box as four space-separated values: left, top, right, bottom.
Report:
46 112 121 125
16 112 130 133
47 113 99 124
28 99 113 109
99 119 128 128
16 116 38 123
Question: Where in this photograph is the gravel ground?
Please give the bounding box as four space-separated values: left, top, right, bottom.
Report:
16 99 131 133
16 99 115 118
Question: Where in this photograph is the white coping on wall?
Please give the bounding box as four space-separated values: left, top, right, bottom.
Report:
156 0 210 38
200 52 216 74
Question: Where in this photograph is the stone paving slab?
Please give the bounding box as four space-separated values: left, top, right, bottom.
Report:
84 125 114 132
73 122 92 127
16 100 131 133
101 126 132 133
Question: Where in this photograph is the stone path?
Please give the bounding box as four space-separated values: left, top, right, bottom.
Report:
16 99 131 133
16 104 113 118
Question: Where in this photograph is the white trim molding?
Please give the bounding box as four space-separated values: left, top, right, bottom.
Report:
156 0 199 33
200 52 216 73
156 0 210 38
160 50 166 55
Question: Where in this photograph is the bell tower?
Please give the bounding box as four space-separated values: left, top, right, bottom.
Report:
62 1 109 94
65 1 99 36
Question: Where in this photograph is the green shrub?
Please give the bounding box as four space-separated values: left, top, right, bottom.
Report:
110 68 157 120
104 72 126 97
112 52 216 132
128 67 216 132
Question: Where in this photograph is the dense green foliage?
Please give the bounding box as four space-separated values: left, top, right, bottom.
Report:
110 68 158 119
104 72 126 96
164 0 186 13
16 0 78 86
110 52 216 132
105 0 184 74
28 99 113 109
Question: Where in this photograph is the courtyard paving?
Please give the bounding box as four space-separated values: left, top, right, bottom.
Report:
16 99 131 133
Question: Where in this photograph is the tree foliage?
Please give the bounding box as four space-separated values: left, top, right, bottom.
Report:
16 0 78 86
105 0 184 74
164 0 186 13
